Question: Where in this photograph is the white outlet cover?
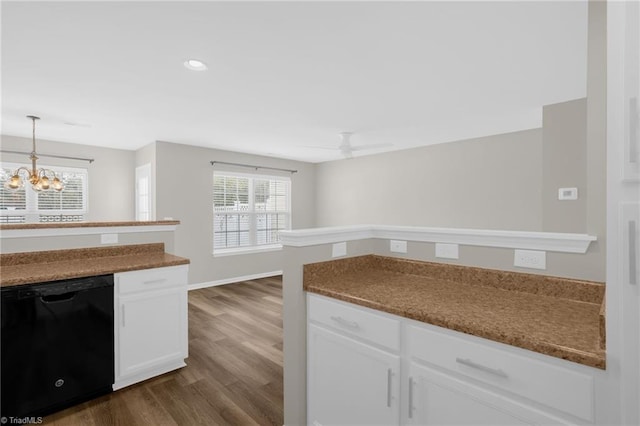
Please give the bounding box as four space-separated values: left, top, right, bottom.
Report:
435 243 459 259
514 249 546 270
332 242 347 258
101 233 118 244
390 240 407 253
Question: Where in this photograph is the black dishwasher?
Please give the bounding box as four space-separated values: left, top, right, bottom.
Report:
1 274 114 418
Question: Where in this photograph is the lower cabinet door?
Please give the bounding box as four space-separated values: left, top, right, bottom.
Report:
308 324 400 426
118 288 186 378
406 362 570 426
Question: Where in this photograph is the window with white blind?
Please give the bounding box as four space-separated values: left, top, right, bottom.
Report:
135 163 152 221
213 172 291 255
0 163 88 223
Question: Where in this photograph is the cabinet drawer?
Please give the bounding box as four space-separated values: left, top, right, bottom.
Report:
308 294 400 352
407 324 594 422
116 265 188 294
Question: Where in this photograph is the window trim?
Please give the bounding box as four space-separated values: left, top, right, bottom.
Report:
213 171 291 256
0 162 89 220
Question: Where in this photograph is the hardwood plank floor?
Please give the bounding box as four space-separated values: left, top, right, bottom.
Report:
44 276 284 426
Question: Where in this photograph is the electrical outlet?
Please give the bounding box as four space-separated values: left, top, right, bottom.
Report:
390 240 407 253
101 233 118 244
514 249 546 270
436 243 459 259
332 242 347 258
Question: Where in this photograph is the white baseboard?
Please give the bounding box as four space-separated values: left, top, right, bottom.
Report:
188 270 283 291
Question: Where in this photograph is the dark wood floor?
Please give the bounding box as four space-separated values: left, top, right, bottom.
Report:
45 277 284 426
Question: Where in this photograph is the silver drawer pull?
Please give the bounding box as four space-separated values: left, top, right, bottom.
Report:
143 278 167 285
329 315 359 329
456 357 509 378
630 220 637 285
386 368 392 408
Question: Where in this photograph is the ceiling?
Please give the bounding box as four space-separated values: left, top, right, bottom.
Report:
1 1 588 163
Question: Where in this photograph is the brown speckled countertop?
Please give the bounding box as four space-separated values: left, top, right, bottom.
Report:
304 255 606 369
0 243 189 287
0 220 180 230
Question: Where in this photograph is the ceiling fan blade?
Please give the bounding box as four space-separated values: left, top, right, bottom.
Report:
348 143 393 151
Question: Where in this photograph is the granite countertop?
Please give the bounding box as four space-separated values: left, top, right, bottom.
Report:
0 220 180 230
304 255 606 369
0 243 189 287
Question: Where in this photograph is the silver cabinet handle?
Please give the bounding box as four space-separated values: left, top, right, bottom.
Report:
630 220 637 285
121 304 126 328
456 357 508 378
387 368 392 408
143 278 167 285
329 316 359 330
408 377 414 419
630 97 638 163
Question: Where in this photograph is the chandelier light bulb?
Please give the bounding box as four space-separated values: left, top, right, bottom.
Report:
52 177 63 192
39 176 50 190
5 175 23 190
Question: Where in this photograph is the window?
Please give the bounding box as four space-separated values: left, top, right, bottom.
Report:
213 172 291 254
135 164 152 221
0 163 88 223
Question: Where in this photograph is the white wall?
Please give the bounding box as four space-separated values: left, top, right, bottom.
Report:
0 134 135 221
316 129 543 230
152 141 316 285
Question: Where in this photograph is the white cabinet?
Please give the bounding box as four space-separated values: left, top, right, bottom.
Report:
308 324 400 426
114 265 188 390
307 294 597 426
307 295 401 426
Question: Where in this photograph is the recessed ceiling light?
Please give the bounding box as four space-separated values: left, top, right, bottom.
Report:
184 59 208 71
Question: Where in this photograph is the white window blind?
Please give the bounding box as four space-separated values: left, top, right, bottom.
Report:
0 163 88 223
213 172 291 253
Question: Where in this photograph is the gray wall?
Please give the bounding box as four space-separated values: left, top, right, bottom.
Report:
542 98 588 233
153 141 316 285
0 134 135 221
315 129 544 231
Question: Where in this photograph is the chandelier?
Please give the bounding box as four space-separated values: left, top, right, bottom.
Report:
5 115 64 192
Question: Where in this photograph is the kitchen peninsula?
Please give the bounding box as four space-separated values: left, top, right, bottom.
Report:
280 225 611 426
0 221 190 418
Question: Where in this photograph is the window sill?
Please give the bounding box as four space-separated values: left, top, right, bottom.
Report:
213 244 283 257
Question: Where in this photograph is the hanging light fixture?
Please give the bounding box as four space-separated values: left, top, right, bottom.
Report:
5 115 64 192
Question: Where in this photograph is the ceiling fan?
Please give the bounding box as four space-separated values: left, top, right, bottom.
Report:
311 132 393 159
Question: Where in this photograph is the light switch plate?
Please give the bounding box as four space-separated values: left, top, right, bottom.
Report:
514 249 546 270
101 233 118 244
390 240 407 253
436 243 459 259
332 242 347 258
